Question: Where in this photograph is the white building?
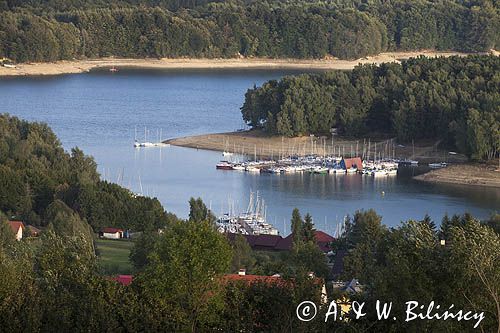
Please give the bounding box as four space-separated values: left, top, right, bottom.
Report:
100 227 124 239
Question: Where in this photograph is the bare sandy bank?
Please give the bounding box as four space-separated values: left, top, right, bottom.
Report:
414 164 500 188
164 130 468 162
0 50 483 77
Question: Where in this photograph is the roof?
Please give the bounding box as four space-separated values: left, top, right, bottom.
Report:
276 230 334 252
227 230 334 252
102 227 123 234
111 275 133 286
8 221 24 233
314 230 335 243
342 157 363 171
227 233 284 251
224 274 284 284
223 274 324 289
27 225 41 234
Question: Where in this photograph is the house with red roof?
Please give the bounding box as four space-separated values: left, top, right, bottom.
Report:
228 230 334 253
27 225 41 237
340 157 363 171
8 221 24 241
224 269 328 304
100 227 124 239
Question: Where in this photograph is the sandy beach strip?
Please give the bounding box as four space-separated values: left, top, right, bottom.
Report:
164 130 460 161
0 50 482 77
164 130 391 159
414 164 500 188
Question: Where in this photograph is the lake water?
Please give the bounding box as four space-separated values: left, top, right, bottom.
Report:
1 68 498 234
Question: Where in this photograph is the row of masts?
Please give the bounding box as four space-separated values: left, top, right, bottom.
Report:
134 126 168 147
220 191 267 220
223 136 404 162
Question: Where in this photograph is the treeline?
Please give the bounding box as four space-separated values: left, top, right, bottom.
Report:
0 114 172 231
241 55 500 160
0 0 498 62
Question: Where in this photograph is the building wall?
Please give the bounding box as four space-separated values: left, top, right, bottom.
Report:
102 232 121 239
15 228 22 241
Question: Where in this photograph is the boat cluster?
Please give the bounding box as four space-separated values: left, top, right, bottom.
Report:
216 155 401 177
216 192 279 236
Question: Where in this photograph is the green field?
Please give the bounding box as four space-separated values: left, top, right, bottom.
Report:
95 239 134 275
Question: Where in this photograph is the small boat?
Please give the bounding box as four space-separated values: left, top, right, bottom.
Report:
246 166 260 173
398 159 419 166
216 162 233 170
222 151 233 157
428 162 447 169
372 169 387 177
346 167 357 174
313 166 329 174
232 164 246 171
385 168 398 175
330 167 346 174
140 142 154 147
109 66 118 72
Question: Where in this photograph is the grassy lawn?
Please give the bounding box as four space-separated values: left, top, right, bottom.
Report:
95 239 134 275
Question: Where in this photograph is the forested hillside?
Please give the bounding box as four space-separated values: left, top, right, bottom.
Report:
0 114 171 231
0 0 498 62
241 55 500 160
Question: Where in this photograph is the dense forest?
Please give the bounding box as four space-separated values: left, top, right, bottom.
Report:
0 114 172 230
241 55 500 160
0 0 498 62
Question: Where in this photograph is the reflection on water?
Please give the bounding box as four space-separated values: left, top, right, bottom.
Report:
0 69 498 233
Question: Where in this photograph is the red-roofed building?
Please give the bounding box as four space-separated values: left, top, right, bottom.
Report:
100 227 124 239
223 270 328 304
228 230 334 253
341 157 363 171
27 225 41 237
275 230 334 253
111 275 133 286
227 233 283 251
223 273 285 286
8 221 24 241
313 230 335 252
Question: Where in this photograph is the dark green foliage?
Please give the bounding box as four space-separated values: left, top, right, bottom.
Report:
484 213 500 234
230 233 255 273
135 219 232 331
340 213 500 332
221 275 326 332
188 196 215 224
0 114 170 231
243 55 500 160
0 0 498 62
289 209 330 278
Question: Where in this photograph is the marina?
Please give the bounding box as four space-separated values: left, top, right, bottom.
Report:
216 192 279 235
216 154 401 177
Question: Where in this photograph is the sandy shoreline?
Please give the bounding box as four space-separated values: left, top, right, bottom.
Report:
165 130 468 161
165 130 391 159
0 51 482 77
414 164 500 188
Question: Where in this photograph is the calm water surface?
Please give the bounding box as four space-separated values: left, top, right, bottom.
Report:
1 68 498 234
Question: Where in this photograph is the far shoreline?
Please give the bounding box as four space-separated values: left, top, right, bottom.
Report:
0 50 491 77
